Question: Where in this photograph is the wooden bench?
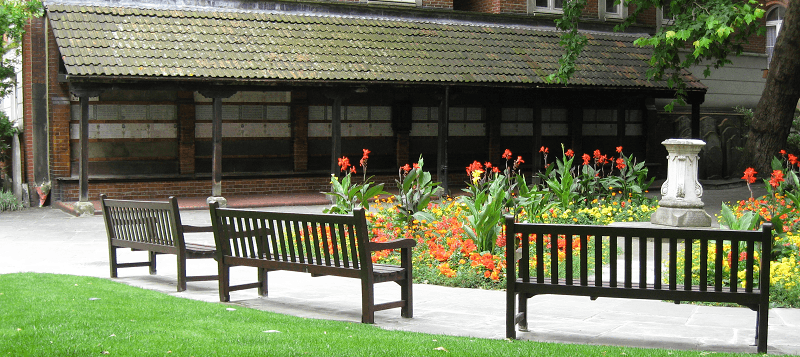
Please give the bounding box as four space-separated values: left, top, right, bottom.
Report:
504 219 773 353
100 194 219 292
208 203 415 323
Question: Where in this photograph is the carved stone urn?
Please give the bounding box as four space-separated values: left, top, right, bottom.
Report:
650 138 712 227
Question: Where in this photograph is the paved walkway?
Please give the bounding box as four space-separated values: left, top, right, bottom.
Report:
1 184 799 355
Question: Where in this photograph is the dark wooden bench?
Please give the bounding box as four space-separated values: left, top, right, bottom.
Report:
504 218 773 353
208 203 415 323
100 194 219 292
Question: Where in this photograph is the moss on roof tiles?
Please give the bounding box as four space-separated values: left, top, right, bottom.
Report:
46 3 704 90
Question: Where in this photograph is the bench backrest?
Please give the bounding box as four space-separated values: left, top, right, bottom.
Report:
100 194 185 248
209 203 371 271
505 217 773 294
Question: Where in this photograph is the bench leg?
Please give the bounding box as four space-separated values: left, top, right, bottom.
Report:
177 255 187 292
258 268 268 297
219 263 230 302
756 304 769 353
148 251 157 275
361 277 375 324
109 246 119 278
401 249 412 318
518 293 529 332
506 289 516 339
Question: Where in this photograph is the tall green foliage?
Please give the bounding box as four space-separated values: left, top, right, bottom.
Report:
0 0 43 97
552 0 764 110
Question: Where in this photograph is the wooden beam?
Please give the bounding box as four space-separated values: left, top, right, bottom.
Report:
437 86 450 195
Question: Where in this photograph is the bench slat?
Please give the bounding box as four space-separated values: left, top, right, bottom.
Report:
210 205 414 323
505 219 773 353
101 195 218 292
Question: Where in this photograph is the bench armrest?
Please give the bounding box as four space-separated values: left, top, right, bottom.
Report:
182 224 214 233
368 238 416 251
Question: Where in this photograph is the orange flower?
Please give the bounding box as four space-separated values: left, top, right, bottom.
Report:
790 154 798 166
360 148 370 167
350 166 357 174
615 157 626 170
484 162 493 169
780 149 787 157
466 160 483 175
338 156 350 172
770 170 784 188
742 167 757 184
502 149 513 160
582 153 590 165
539 146 549 154
400 164 412 173
565 149 574 157
616 146 623 153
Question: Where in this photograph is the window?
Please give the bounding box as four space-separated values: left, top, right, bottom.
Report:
531 0 563 13
603 0 626 19
656 4 675 30
596 0 626 19
766 5 785 66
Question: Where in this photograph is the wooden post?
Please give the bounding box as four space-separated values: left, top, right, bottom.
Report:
79 95 89 202
198 88 236 202
687 92 705 139
532 99 542 175
331 96 342 175
437 86 450 195
211 96 223 197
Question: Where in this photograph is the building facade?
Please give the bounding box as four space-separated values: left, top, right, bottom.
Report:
17 0 783 206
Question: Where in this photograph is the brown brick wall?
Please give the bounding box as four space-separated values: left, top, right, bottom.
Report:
57 175 399 201
22 17 44 185
422 0 454 9
177 91 196 174
292 91 309 172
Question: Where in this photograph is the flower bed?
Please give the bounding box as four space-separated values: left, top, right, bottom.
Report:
329 146 800 306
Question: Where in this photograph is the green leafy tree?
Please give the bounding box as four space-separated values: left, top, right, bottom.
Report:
552 0 800 173
1 0 43 97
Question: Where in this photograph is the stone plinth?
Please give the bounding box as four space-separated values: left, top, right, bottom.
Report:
207 196 228 208
73 201 96 217
651 139 712 227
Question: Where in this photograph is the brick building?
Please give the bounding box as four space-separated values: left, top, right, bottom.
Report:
17 0 785 207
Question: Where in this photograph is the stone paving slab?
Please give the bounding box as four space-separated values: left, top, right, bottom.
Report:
1 189 798 355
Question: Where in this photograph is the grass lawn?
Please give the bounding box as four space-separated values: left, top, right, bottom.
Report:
0 273 765 356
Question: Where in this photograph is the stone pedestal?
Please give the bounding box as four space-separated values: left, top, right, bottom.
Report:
74 201 96 217
207 196 227 208
651 139 712 227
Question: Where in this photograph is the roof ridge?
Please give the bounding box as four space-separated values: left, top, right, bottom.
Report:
44 0 647 39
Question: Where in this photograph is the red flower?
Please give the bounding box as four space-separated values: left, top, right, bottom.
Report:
401 164 412 173
582 153 591 165
790 154 798 166
466 160 483 175
565 149 574 157
350 166 357 174
539 146 549 154
360 149 370 167
502 149 513 160
413 163 420 169
492 167 500 173
338 156 350 172
515 156 525 166
770 170 785 188
484 162 493 169
616 146 623 153
780 149 787 157
616 157 626 170
593 149 602 159
742 167 757 184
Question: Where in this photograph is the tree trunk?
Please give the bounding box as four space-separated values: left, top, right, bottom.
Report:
741 1 800 174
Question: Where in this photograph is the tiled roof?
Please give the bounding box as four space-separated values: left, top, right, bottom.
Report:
46 3 705 90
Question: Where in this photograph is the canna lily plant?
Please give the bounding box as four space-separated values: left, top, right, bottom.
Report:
324 149 388 215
